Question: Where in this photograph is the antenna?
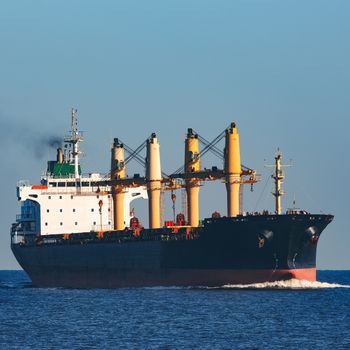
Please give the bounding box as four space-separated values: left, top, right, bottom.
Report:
265 149 292 215
71 108 78 135
71 108 75 134
64 108 83 178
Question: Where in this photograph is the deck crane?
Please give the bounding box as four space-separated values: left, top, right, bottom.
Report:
98 122 260 229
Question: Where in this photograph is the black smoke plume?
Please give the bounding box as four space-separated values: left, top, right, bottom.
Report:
33 135 63 158
0 118 63 159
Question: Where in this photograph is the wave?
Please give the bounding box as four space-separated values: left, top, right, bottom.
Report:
0 281 32 289
139 279 350 290
1 279 349 290
215 279 350 290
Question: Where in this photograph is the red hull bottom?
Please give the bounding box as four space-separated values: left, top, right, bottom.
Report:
29 268 316 288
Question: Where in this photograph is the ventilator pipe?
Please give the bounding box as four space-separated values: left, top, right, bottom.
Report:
185 128 200 227
111 138 126 230
56 147 63 164
146 133 162 229
224 122 241 217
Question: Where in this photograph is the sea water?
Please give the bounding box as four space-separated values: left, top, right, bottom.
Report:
0 270 349 349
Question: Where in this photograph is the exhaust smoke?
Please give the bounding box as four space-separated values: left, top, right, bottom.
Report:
0 117 63 159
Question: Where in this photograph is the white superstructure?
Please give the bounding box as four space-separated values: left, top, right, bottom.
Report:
16 177 147 236
14 109 148 237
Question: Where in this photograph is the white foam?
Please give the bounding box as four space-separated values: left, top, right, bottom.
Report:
142 286 188 290
218 279 350 290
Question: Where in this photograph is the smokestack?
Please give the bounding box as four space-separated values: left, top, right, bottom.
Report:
146 133 162 229
56 147 63 164
185 128 200 227
224 122 241 217
111 138 126 230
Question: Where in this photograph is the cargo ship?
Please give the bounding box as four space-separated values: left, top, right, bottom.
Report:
11 110 333 287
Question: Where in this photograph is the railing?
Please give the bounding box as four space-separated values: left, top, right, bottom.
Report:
16 213 35 221
91 224 113 232
16 180 30 187
10 225 36 245
41 186 110 194
11 232 26 245
12 227 200 247
41 173 110 180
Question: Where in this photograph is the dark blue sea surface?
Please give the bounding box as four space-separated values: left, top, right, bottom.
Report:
0 271 349 350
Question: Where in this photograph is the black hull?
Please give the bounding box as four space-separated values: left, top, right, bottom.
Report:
12 214 333 287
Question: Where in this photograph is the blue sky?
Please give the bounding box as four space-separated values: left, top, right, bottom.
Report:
0 0 349 269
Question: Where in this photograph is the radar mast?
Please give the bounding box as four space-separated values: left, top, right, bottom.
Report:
64 108 83 178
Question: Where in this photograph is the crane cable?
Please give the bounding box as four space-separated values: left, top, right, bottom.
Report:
171 127 228 175
194 130 254 172
122 137 169 178
254 172 271 212
124 139 147 165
